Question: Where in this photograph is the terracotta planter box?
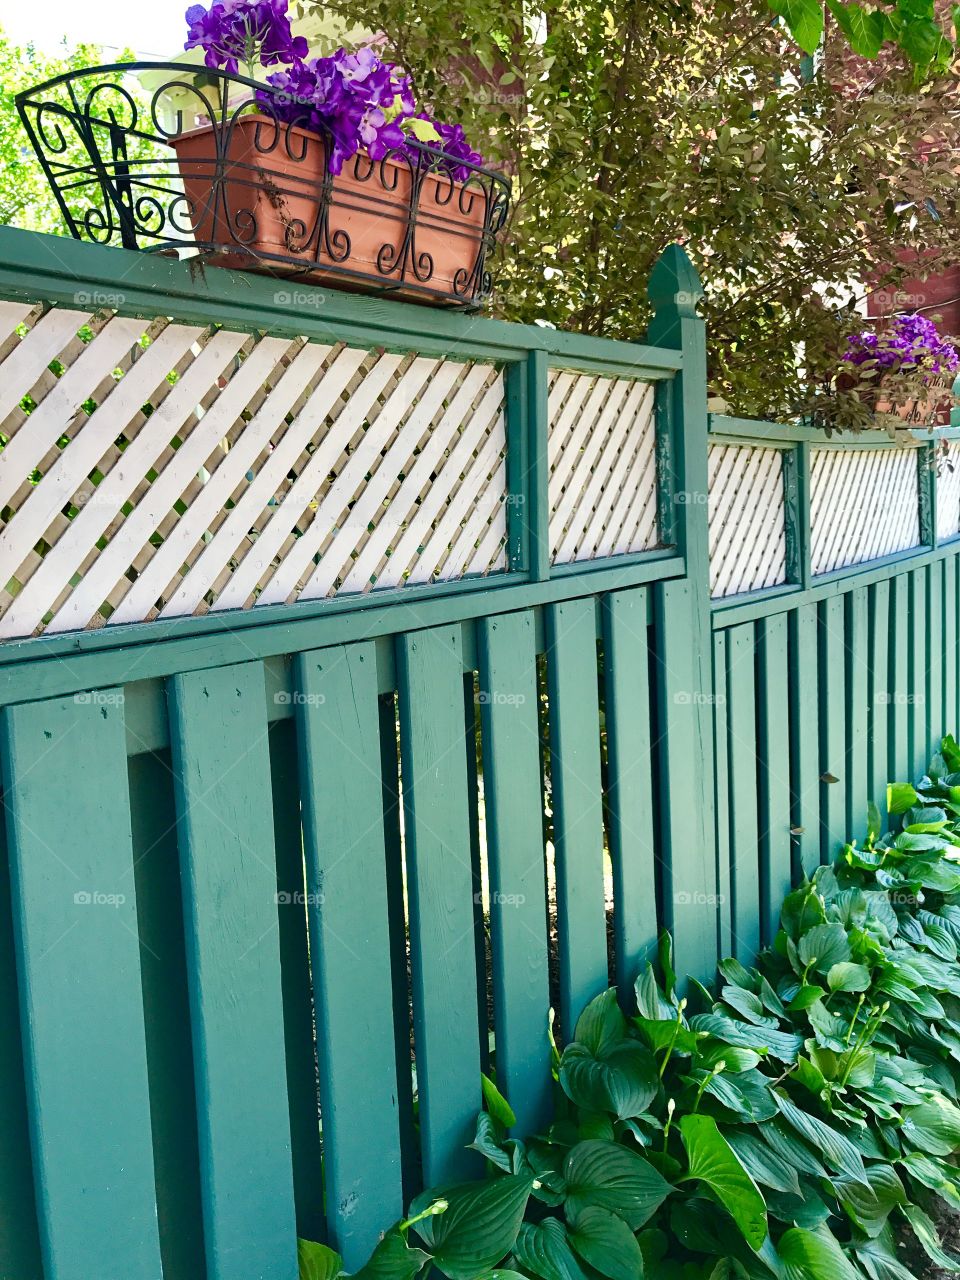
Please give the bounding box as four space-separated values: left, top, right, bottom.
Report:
171 114 489 302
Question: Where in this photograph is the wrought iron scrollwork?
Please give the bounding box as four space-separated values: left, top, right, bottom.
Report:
15 61 511 308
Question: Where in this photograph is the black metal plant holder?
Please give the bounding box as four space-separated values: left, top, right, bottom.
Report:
15 62 511 307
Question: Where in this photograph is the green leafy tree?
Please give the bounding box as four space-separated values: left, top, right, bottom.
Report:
772 0 958 70
307 0 960 420
0 28 107 232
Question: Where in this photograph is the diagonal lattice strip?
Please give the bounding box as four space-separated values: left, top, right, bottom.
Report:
708 443 787 598
810 446 921 576
0 303 508 639
937 444 960 542
547 369 659 564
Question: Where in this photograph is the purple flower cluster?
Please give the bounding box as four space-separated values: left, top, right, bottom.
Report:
183 0 485 180
185 0 307 75
845 313 960 378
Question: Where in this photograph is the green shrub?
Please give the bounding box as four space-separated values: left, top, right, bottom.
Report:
299 737 960 1280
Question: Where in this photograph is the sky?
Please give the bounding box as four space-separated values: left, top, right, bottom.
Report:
0 0 187 58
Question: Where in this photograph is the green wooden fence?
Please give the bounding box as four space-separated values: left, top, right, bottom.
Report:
0 225 958 1280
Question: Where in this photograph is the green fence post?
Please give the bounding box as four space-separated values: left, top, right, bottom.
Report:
647 245 719 985
784 443 812 590
524 350 551 581
920 441 937 550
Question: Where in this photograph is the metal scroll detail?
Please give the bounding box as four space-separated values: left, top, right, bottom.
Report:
15 62 511 307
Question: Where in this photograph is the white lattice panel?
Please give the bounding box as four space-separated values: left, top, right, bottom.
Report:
0 303 508 639
547 370 658 564
937 444 960 541
810 446 921 576
708 444 787 598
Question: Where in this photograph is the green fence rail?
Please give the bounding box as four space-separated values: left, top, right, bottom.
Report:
0 225 957 1280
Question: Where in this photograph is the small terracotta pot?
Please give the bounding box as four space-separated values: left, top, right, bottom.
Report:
171 114 488 300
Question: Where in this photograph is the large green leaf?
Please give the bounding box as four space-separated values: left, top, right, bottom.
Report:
690 1013 803 1062
481 1074 517 1129
760 1119 828 1178
559 1040 659 1121
411 1176 533 1279
837 1165 905 1237
469 1113 514 1173
299 1240 344 1280
901 1094 960 1157
900 1204 960 1272
513 1220 587 1280
798 925 851 974
898 1152 960 1211
679 1115 767 1250
726 1132 801 1195
768 0 825 52
775 1096 866 1183
887 783 919 815
567 1207 645 1280
573 989 628 1056
826 963 871 993
560 990 660 1120
778 1227 861 1280
564 1139 673 1230
702 1069 780 1122
720 986 779 1028
352 1230 432 1280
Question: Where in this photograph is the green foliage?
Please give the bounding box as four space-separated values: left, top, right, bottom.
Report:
0 27 117 232
303 0 960 422
298 734 960 1280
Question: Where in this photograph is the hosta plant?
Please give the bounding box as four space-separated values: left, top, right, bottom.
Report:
299 737 960 1280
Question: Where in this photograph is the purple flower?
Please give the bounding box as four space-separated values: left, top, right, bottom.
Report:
185 1 487 185
185 0 306 74
845 313 960 376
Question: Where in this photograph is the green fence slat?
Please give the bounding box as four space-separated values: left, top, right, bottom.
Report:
0 790 42 1280
378 694 418 1204
295 643 403 1264
653 580 719 983
888 574 911 785
601 589 658 999
269 722 325 1245
757 615 792 945
725 623 760 961
169 662 297 1280
0 693 162 1280
927 562 944 749
867 582 891 825
397 625 482 1187
946 559 958 738
909 568 928 771
545 598 608 1033
818 597 847 864
712 631 733 957
845 589 869 845
128 750 205 1280
788 605 820 879
477 610 552 1133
